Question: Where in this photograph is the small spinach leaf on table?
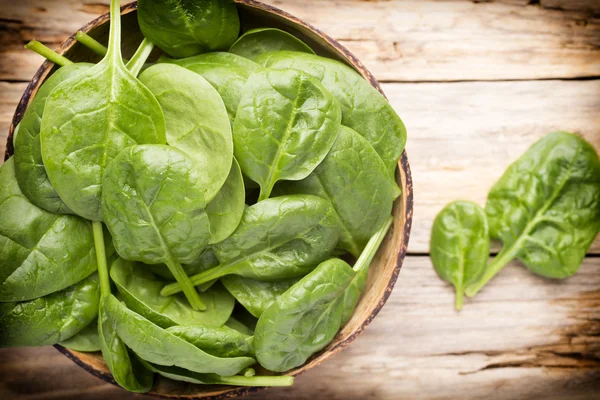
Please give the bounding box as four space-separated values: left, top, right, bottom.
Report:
430 201 489 310
233 68 342 201
0 274 100 347
229 28 315 61
138 0 240 58
276 125 394 257
40 0 166 221
466 132 600 296
166 325 254 358
14 62 92 214
256 51 406 181
59 319 101 352
102 145 210 311
161 195 339 295
254 217 391 372
104 294 256 376
160 52 260 124
222 275 297 318
110 257 234 328
139 63 233 202
0 158 97 302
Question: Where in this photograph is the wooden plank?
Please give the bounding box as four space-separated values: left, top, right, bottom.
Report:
541 0 600 14
1 0 599 82
1 256 598 399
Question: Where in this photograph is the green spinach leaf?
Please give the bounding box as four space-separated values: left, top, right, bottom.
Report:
233 68 341 200
102 145 210 310
0 158 97 302
161 195 339 295
0 274 100 347
225 315 254 336
466 132 600 296
431 201 489 310
139 63 233 201
59 319 101 352
150 248 219 280
222 275 297 318
166 325 254 358
276 125 394 257
229 28 314 61
138 0 240 58
40 0 166 221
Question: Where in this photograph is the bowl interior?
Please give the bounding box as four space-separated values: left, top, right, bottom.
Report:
5 2 412 399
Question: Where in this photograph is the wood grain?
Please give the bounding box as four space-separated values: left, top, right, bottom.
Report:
1 0 599 82
1 256 598 400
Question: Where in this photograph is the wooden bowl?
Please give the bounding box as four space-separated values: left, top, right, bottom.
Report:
4 1 413 398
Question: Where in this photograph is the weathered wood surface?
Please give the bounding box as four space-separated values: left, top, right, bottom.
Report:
0 0 599 399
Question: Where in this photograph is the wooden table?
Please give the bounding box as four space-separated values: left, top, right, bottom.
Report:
1 1 599 399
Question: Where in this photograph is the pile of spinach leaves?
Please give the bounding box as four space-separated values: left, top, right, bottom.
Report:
0 0 405 393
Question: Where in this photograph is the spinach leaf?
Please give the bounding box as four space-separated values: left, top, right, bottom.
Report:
466 132 600 296
140 359 294 387
14 61 92 214
40 0 166 221
430 201 489 310
139 63 233 202
110 258 234 328
222 275 297 318
276 125 394 257
254 217 392 372
166 325 254 358
160 52 260 124
229 28 315 61
102 145 210 310
150 248 219 280
161 195 339 295
225 316 254 336
138 0 240 58
0 273 100 347
0 158 97 302
205 158 245 244
256 51 406 179
233 68 342 201
59 319 101 352
104 294 256 376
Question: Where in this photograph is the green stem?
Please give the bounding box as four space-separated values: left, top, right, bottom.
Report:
455 287 464 311
164 257 206 311
465 244 519 297
75 31 108 57
125 38 154 77
210 374 294 387
92 222 111 298
353 216 393 273
24 41 73 67
161 264 232 297
106 0 122 61
257 186 271 202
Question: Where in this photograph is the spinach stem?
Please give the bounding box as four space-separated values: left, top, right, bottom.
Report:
126 38 154 77
106 0 122 62
257 187 271 202
465 243 519 297
24 41 73 67
455 287 464 310
75 31 108 57
164 257 206 311
210 374 294 387
353 216 393 273
92 221 111 298
161 264 230 297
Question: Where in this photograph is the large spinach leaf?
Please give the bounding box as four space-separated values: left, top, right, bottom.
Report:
430 201 489 310
0 274 99 347
110 258 234 328
40 0 166 221
139 63 233 202
256 51 406 178
166 325 254 358
254 217 392 372
229 28 314 61
161 195 339 295
138 0 240 58
222 275 297 318
0 158 97 302
104 294 256 376
466 132 600 296
102 145 210 310
276 125 394 257
233 68 341 201
160 52 260 123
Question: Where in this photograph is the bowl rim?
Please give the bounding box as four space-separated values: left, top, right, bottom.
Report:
4 1 414 398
